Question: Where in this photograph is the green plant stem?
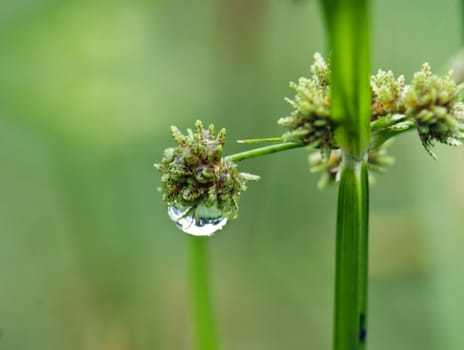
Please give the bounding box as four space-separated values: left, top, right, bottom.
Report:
188 236 218 350
334 154 369 350
320 0 371 348
237 137 284 143
226 142 305 162
325 0 371 158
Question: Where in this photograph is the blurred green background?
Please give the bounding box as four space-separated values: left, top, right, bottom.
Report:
1 0 464 349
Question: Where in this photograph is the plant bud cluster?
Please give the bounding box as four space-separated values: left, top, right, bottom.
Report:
278 53 334 160
404 63 464 158
281 54 464 185
155 120 259 218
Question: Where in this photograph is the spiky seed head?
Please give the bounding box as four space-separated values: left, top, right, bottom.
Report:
404 64 464 157
279 53 335 155
155 121 259 219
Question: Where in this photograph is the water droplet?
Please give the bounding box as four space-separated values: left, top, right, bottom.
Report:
167 203 228 236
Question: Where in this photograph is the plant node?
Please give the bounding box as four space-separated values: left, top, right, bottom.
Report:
308 140 395 188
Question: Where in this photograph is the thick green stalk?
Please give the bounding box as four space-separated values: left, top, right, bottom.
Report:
324 0 371 158
320 0 371 349
188 237 218 350
334 155 369 350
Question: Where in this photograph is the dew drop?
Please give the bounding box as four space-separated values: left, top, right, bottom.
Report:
167 203 228 236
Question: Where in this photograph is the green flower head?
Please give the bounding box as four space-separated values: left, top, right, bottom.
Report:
404 63 464 158
278 53 334 160
155 120 259 220
370 69 406 119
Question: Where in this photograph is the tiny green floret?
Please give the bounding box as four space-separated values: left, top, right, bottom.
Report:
155 120 259 220
404 64 464 158
279 53 335 160
308 139 395 189
370 69 406 119
308 149 342 189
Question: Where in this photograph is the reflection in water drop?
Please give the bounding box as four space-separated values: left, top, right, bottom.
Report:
167 203 228 236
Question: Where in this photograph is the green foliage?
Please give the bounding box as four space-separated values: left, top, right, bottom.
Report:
155 120 259 219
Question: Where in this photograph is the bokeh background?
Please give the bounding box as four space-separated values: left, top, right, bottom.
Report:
1 0 464 349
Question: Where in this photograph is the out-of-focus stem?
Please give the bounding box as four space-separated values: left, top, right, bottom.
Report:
188 237 218 350
462 0 464 44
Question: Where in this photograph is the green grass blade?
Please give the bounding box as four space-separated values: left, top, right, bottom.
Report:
188 237 219 350
334 156 369 350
